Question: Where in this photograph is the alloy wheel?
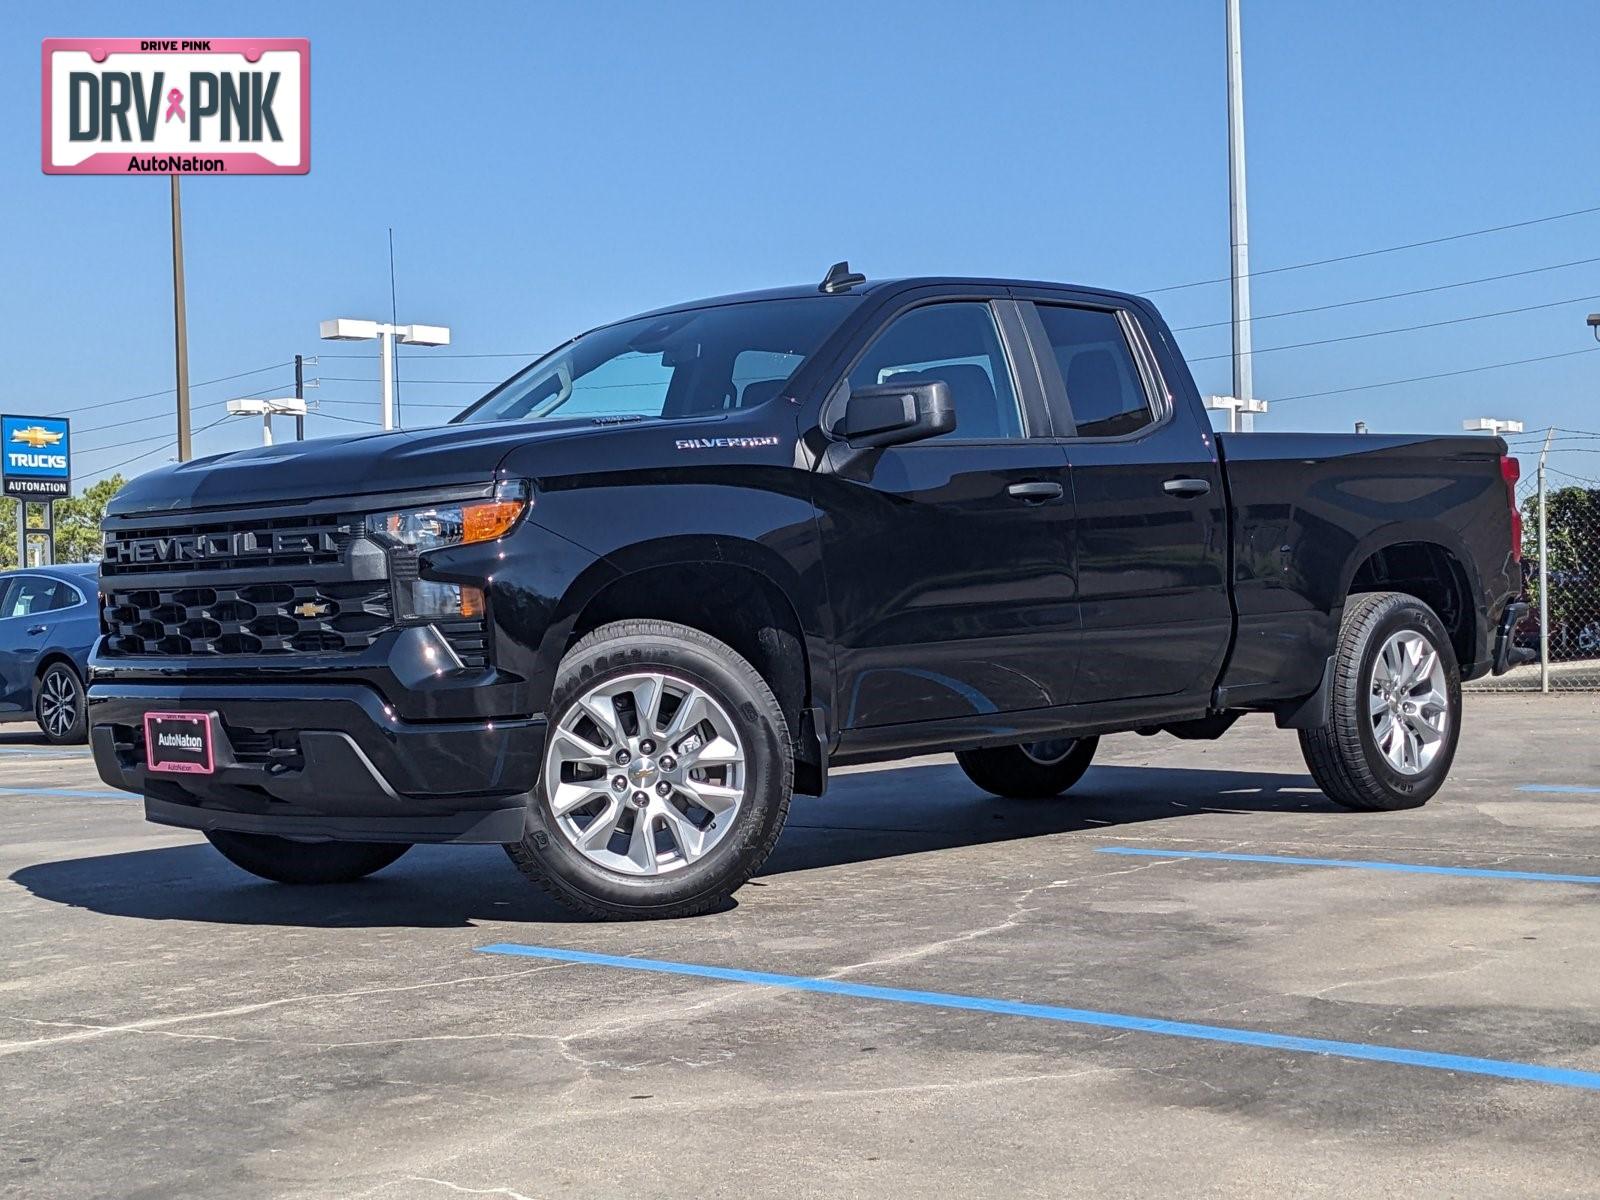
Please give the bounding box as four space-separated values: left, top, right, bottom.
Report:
1368 630 1449 776
544 671 747 876
37 668 80 741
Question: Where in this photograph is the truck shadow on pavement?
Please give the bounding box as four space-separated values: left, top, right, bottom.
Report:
9 763 1332 929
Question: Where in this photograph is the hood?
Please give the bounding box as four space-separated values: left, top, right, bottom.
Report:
108 417 623 516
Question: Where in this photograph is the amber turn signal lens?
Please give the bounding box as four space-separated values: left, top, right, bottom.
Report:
461 497 525 545
458 585 485 618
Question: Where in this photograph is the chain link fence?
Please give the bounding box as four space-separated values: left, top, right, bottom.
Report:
1469 464 1600 692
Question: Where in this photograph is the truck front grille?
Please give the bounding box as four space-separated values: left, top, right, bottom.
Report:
101 515 349 578
103 581 391 657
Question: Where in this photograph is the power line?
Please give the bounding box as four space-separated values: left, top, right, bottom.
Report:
95 413 232 475
1145 202 1600 295
56 361 290 419
1188 293 1600 364
319 375 501 385
1269 345 1600 405
1171 255 1600 333
318 351 537 360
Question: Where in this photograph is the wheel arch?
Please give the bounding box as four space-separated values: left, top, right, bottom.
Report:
551 536 828 792
1339 526 1481 670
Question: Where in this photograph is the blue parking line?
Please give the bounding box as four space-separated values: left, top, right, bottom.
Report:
477 943 1600 1091
1519 784 1600 795
0 785 128 799
1097 846 1600 885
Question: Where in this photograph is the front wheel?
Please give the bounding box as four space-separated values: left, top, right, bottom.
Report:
35 663 87 745
505 619 792 920
957 737 1099 798
205 831 411 884
1299 590 1461 812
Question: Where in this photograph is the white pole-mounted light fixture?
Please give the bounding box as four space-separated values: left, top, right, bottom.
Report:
1203 393 1268 433
319 318 452 431
1462 418 1524 437
226 396 309 446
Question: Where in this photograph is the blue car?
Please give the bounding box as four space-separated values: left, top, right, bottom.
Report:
0 563 98 744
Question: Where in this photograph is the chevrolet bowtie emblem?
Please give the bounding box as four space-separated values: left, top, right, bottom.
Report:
10 425 64 449
292 600 330 618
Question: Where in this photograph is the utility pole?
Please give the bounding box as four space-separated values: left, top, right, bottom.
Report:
1538 424 1555 692
294 354 305 441
1226 0 1256 432
170 175 192 461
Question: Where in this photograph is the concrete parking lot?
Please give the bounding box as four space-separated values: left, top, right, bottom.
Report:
3 693 1599 1199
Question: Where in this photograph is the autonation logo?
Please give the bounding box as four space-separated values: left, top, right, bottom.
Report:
157 731 204 752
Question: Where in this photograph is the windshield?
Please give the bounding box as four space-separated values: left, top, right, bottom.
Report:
457 296 858 424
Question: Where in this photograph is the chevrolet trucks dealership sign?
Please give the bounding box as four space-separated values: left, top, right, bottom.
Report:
42 38 309 175
2 416 71 499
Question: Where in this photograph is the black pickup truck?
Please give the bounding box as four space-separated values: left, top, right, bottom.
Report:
89 266 1528 918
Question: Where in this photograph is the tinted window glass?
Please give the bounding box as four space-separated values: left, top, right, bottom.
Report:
1034 305 1153 438
2 576 60 618
48 579 81 611
460 297 856 424
849 303 1023 441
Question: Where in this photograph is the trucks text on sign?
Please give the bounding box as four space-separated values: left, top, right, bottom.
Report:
41 38 309 175
2 416 72 499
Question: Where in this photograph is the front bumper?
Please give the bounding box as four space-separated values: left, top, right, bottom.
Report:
90 681 543 844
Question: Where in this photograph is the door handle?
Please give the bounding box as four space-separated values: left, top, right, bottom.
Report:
1162 478 1212 499
1007 481 1064 503
26 624 47 636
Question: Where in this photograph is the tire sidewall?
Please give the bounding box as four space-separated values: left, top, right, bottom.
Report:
1351 599 1461 804
523 631 789 914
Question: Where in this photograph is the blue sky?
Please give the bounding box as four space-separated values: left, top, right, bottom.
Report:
4 1 1600 488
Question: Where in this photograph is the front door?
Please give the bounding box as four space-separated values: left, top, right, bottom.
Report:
811 298 1081 729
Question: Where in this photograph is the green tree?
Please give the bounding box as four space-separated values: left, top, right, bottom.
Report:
0 474 125 568
1521 483 1600 653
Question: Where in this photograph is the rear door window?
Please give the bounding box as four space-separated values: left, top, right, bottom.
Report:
1031 304 1155 439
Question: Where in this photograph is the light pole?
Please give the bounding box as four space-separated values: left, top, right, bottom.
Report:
1204 394 1268 433
1226 0 1256 432
226 397 309 446
319 319 451 431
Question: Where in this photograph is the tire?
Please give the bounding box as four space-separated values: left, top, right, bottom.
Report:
35 662 87 745
956 736 1099 799
204 831 411 884
506 619 792 920
1298 590 1462 812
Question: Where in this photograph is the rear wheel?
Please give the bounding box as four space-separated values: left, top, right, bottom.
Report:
204 831 411 884
957 736 1099 798
1299 590 1461 812
506 619 792 920
35 662 86 745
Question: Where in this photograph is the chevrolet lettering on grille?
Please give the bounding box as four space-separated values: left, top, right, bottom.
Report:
109 530 339 565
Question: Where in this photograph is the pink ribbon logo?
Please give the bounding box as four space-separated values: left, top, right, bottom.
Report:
164 88 185 123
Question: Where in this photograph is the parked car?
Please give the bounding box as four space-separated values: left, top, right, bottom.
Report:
0 563 98 744
88 268 1527 917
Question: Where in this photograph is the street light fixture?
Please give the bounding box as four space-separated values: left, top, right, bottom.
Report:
1587 313 1600 342
1462 418 1524 436
1203 394 1268 433
227 396 308 446
319 318 452 431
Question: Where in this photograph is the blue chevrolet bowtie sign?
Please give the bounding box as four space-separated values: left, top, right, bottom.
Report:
2 415 72 500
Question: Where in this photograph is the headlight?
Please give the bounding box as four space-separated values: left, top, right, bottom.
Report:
365 480 527 623
365 479 528 552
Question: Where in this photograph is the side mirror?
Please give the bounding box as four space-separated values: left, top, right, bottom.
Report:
838 379 956 448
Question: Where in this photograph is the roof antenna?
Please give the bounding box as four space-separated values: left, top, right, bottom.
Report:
819 260 866 294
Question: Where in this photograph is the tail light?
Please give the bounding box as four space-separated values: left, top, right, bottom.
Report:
1501 455 1522 562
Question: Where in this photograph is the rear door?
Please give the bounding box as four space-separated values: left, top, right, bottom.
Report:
812 295 1082 728
1015 296 1231 705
